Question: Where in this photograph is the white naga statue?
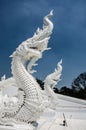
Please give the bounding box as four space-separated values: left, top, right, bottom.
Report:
0 11 62 130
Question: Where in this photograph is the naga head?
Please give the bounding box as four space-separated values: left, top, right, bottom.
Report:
10 11 54 62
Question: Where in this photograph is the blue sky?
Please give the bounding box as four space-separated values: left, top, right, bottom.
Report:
0 0 86 88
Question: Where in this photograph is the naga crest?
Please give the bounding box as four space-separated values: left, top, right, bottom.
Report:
11 11 53 58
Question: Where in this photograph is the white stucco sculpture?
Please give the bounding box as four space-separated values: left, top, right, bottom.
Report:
0 11 62 130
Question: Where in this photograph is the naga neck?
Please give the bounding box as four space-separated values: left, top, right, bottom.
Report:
11 55 42 101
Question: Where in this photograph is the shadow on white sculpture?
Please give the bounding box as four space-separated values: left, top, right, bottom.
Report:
0 10 62 130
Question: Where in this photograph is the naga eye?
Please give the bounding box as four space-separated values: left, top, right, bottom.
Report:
30 47 37 49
